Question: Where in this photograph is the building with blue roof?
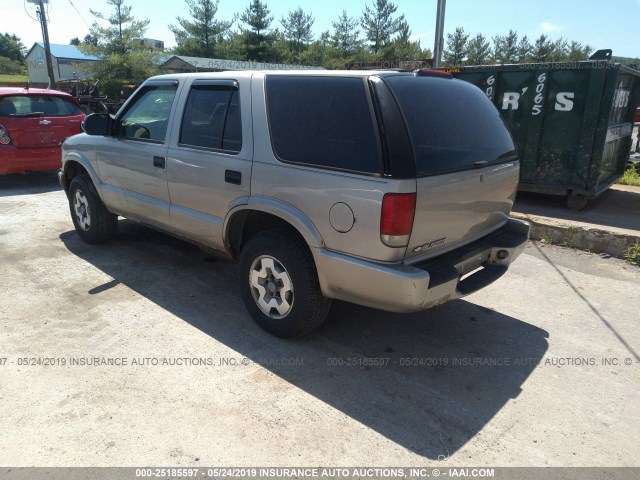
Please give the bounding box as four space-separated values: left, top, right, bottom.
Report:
25 43 97 84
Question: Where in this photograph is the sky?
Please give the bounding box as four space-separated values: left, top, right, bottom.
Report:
2 0 639 59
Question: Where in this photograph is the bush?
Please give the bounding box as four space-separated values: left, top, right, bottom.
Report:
0 56 26 75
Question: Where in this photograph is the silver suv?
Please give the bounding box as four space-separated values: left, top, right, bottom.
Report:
59 70 530 337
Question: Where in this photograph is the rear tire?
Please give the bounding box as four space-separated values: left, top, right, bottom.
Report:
68 174 117 244
238 229 331 338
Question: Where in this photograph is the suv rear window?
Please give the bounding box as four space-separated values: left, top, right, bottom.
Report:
383 75 517 176
265 76 381 174
0 95 82 117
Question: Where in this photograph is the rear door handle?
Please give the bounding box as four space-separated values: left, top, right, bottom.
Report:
153 156 165 169
225 170 241 185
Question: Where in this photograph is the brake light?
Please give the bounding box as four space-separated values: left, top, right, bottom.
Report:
0 123 10 145
380 192 416 247
415 69 453 79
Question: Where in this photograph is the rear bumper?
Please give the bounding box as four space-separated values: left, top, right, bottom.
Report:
0 145 61 175
313 218 530 313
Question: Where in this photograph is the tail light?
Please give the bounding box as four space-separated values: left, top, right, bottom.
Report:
0 124 10 145
380 192 416 247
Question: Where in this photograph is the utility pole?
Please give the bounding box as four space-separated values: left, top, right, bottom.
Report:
433 0 446 68
35 0 56 88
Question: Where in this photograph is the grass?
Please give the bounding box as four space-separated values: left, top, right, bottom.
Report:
623 242 640 266
618 167 640 187
560 226 575 249
0 74 28 84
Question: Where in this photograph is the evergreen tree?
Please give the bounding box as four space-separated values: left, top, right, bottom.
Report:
241 0 273 44
89 0 149 55
331 10 360 58
566 41 592 61
517 35 532 63
83 34 98 46
493 29 518 63
81 0 159 96
170 0 234 58
383 19 427 61
549 37 568 61
443 26 469 66
280 7 314 54
240 0 276 61
360 0 403 54
466 33 491 65
531 34 555 62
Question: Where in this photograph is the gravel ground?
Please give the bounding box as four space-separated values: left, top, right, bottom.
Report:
0 171 639 468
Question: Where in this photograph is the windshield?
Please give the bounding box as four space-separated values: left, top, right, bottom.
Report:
383 75 517 176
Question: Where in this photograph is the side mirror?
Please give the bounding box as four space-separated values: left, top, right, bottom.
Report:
81 113 113 136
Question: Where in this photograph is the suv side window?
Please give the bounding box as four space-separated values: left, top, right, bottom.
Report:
118 85 177 142
179 84 242 153
265 76 381 174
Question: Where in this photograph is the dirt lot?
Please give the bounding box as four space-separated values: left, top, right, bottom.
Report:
1 172 639 467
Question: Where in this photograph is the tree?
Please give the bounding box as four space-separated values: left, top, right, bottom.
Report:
170 0 234 58
466 33 491 65
531 34 555 62
280 7 314 54
382 19 427 61
517 35 532 63
80 0 158 97
241 0 273 43
331 10 360 58
0 33 26 62
566 41 592 61
443 27 468 66
304 30 333 66
549 37 568 61
240 0 276 61
89 0 150 55
70 37 81 46
394 18 411 44
360 0 403 54
83 34 98 46
493 29 518 64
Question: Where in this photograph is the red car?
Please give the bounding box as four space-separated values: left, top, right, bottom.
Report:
0 88 85 175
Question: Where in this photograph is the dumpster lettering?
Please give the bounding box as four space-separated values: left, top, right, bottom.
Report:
613 83 630 109
485 75 495 101
555 92 575 111
532 73 547 116
500 89 574 112
502 92 520 110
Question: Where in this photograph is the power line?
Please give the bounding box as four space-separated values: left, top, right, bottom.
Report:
67 0 92 29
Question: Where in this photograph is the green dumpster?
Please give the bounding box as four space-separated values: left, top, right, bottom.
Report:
439 58 640 208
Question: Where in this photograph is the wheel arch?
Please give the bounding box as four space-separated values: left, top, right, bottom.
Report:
61 153 100 195
224 197 324 259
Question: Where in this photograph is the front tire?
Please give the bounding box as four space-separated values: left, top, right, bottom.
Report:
68 174 117 244
238 229 331 338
